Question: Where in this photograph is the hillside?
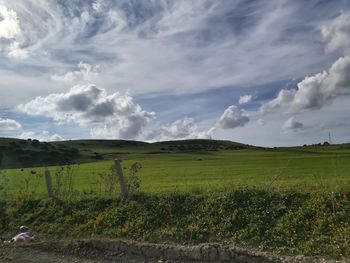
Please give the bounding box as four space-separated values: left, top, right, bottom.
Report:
0 138 252 169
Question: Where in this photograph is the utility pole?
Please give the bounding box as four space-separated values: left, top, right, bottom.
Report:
328 132 332 145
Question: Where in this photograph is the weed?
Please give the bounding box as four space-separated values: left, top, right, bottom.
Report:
127 162 142 195
53 165 76 199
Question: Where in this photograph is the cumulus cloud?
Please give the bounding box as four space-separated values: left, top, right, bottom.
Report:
19 84 155 140
283 117 303 131
216 105 249 129
19 131 64 142
261 55 350 113
0 118 21 130
322 12 350 53
159 118 211 141
260 89 295 113
91 117 211 141
51 62 100 83
261 12 350 114
238 95 252 105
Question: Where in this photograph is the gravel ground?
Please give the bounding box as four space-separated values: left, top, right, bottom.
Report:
0 243 145 263
0 240 348 263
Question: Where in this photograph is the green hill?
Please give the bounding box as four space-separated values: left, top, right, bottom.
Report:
0 138 252 169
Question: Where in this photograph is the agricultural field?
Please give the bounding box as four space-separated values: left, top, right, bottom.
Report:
1 138 350 198
1 138 350 259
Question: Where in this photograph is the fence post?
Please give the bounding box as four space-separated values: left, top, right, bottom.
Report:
114 159 129 199
44 169 54 198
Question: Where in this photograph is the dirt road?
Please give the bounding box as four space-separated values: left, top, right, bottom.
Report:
0 240 346 263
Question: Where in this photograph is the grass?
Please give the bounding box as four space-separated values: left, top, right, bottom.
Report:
1 141 350 197
1 190 349 259
1 138 350 259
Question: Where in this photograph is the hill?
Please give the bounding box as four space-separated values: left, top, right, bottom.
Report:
0 138 252 169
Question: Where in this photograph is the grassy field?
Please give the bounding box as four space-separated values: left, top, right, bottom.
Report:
1 138 350 197
1 138 350 259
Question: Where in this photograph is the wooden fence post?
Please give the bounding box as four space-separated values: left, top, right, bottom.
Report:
114 159 129 199
44 169 54 198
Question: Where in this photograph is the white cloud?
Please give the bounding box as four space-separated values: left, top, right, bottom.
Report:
322 12 350 53
7 41 28 58
0 4 27 58
239 95 252 105
19 84 155 140
0 1 339 96
92 1 102 13
51 62 100 83
158 117 211 141
0 118 21 130
19 130 64 142
216 105 249 129
261 55 350 113
283 117 303 131
0 5 20 39
90 117 211 141
261 88 295 113
261 11 350 115
1 2 349 146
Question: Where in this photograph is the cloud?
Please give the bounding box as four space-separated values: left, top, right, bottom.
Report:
261 12 350 114
51 62 100 83
257 119 266 126
0 118 21 130
0 4 27 58
216 105 249 129
260 89 295 113
1 1 343 95
19 130 64 142
0 5 20 39
19 84 155 139
261 55 350 113
127 117 211 141
90 117 211 141
90 111 155 140
158 117 211 141
322 12 350 53
92 1 102 13
1 1 350 146
283 117 303 131
238 95 252 105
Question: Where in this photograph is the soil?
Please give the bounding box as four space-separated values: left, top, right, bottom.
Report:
0 240 347 263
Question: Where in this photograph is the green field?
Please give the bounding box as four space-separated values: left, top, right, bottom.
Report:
1 138 350 197
1 138 350 259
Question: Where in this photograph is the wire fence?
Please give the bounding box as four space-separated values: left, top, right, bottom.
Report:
0 160 135 199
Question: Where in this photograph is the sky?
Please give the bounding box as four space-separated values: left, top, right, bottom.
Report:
0 0 349 146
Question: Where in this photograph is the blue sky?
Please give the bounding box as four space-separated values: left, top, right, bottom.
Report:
0 0 349 146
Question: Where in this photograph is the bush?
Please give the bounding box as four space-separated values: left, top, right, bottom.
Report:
0 190 349 259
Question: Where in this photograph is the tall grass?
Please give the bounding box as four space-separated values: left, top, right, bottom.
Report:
1 190 349 259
